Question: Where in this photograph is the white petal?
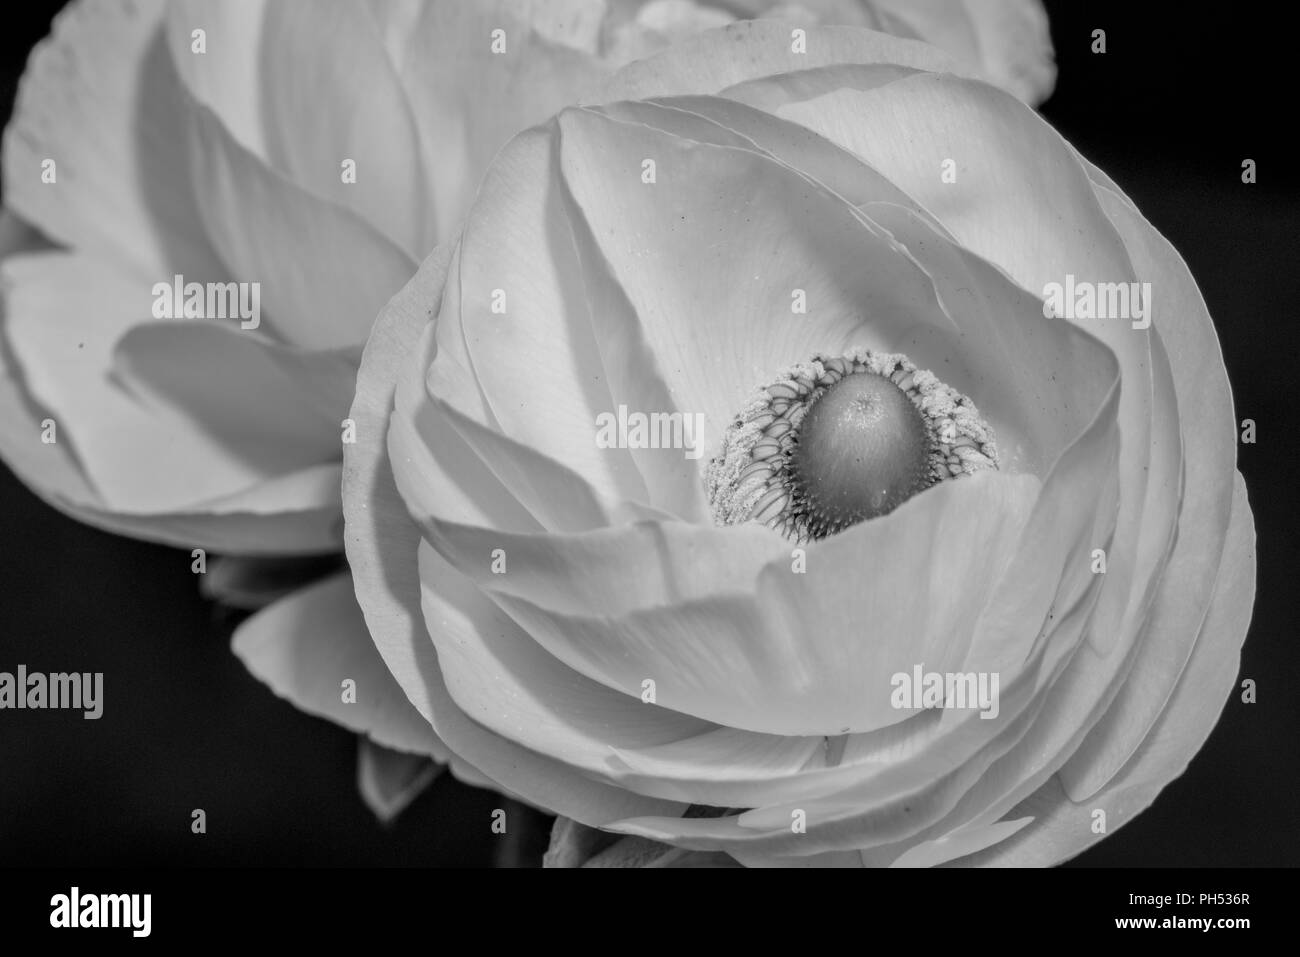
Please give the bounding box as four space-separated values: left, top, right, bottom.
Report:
951 475 1253 866
444 124 651 509
2 253 342 512
490 472 1038 736
181 99 417 350
258 0 431 256
2 0 224 280
1058 183 1242 799
165 0 270 159
0 215 340 553
232 573 449 759
342 245 684 826
866 0 1056 104
390 0 607 244
597 19 964 102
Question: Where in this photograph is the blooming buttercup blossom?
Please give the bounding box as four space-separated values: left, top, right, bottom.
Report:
333 21 1253 866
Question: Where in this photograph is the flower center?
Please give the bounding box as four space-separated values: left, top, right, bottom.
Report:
786 372 933 537
705 350 999 543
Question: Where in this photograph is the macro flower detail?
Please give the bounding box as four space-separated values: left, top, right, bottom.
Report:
707 349 999 541
337 20 1254 868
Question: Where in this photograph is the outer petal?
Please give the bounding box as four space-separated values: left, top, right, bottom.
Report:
232 572 449 759
865 0 1055 104
692 2 1056 104
0 212 343 554
417 538 751 784
1 0 224 281
165 0 271 159
1 252 348 513
342 245 685 826
165 2 418 350
390 0 608 244
259 0 431 256
113 322 356 476
481 473 1038 737
821 177 1236 858
601 0 735 66
178 98 417 350
953 474 1254 866
596 20 966 103
1056 183 1242 799
444 124 652 510
388 297 547 535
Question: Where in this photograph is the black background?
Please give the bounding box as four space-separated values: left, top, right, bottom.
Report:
1 1 1296 868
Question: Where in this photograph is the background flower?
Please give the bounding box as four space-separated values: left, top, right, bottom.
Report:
337 21 1253 866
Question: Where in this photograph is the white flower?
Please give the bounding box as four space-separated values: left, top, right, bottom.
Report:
336 21 1253 866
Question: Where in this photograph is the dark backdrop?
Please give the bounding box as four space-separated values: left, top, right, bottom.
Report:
1 1 1295 867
